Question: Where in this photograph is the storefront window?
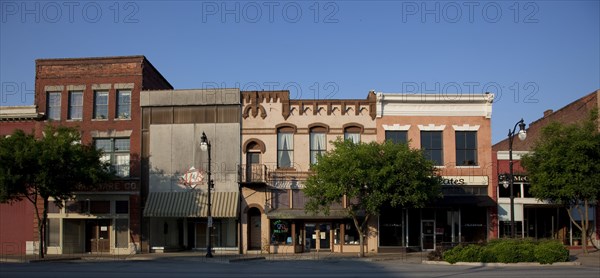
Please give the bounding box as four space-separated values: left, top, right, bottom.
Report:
115 219 128 248
271 220 291 245
379 207 404 246
47 218 60 247
461 208 487 243
344 223 360 245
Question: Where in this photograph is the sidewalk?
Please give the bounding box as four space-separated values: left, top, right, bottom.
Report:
1 249 597 267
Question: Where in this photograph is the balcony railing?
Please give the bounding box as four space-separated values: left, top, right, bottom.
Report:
239 164 268 184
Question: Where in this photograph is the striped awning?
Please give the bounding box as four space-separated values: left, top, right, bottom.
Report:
144 191 239 218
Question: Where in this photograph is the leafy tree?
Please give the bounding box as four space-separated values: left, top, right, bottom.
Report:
304 139 442 257
0 126 112 257
521 110 600 253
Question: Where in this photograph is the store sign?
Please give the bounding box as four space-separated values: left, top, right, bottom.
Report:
441 176 488 186
272 220 289 234
76 180 139 192
498 174 529 183
178 167 205 189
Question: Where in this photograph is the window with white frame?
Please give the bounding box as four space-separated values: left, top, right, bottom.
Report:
94 138 130 177
68 91 83 120
47 92 61 120
116 90 131 119
94 91 109 119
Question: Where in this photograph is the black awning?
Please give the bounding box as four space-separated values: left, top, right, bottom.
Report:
430 195 496 207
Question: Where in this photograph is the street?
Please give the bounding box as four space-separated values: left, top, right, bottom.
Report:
1 258 599 278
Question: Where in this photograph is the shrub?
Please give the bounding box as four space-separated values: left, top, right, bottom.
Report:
442 238 566 264
442 244 483 264
534 240 569 264
484 239 535 263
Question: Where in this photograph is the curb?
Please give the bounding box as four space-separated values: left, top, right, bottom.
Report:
28 257 82 263
422 260 582 266
229 256 266 263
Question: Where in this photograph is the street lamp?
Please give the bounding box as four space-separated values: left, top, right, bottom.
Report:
505 119 527 238
200 131 213 258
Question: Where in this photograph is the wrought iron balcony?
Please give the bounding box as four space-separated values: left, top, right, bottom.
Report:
239 164 268 184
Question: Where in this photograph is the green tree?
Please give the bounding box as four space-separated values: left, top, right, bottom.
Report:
521 110 600 253
304 139 442 257
0 126 112 257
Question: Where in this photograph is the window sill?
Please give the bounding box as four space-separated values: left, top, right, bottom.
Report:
114 118 131 121
66 119 82 122
92 118 109 121
455 165 480 168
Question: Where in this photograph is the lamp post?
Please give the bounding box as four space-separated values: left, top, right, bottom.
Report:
505 119 527 238
200 131 213 258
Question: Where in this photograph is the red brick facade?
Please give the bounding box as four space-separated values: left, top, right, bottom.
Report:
1 56 172 254
492 89 600 242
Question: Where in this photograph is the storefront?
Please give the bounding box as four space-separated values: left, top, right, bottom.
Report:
265 210 365 253
378 176 493 251
497 174 596 245
143 191 239 252
46 182 139 255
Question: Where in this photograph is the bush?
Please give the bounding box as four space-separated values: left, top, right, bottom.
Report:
534 240 569 264
442 239 567 264
442 244 483 264
489 239 535 263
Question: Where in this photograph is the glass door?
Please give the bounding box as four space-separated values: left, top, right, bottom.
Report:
305 223 316 251
421 220 435 251
318 224 331 251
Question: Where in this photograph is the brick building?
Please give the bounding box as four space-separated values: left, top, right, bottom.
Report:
492 89 600 246
240 90 378 254
6 56 173 255
375 92 495 251
0 106 43 255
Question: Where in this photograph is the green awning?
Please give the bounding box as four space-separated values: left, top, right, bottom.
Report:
144 191 239 218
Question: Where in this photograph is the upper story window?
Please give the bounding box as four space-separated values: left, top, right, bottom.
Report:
344 126 361 144
94 91 109 120
421 131 443 166
95 138 130 177
47 92 61 121
68 91 83 120
116 90 131 119
455 131 478 166
385 130 407 145
277 127 294 168
310 127 327 165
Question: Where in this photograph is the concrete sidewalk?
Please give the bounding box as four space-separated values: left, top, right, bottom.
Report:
1 249 597 267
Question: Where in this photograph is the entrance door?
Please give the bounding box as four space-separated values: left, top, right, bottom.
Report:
421 220 435 251
248 208 262 250
319 224 331 251
305 223 331 252
305 223 316 250
246 152 260 182
85 219 110 253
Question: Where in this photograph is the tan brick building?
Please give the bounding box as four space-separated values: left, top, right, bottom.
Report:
240 91 377 254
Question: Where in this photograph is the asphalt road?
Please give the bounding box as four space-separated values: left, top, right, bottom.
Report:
1 258 599 278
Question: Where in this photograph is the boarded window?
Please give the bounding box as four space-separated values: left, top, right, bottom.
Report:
114 219 129 248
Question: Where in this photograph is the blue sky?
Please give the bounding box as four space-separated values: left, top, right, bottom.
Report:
1 1 599 143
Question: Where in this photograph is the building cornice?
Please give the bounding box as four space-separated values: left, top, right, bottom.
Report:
375 92 494 118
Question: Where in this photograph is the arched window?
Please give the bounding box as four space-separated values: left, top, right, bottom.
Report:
344 126 362 143
277 126 295 168
310 126 327 165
